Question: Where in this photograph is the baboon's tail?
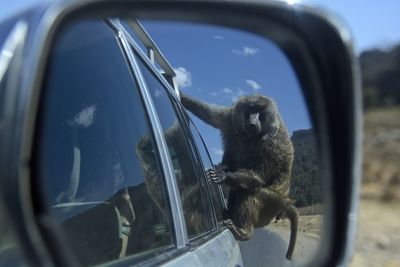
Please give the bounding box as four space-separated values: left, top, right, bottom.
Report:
285 205 298 260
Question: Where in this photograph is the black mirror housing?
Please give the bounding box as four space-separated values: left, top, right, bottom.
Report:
0 1 362 266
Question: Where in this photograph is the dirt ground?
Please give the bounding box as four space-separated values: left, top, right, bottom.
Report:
350 108 400 266
362 108 400 201
272 108 400 266
272 200 400 267
349 199 400 267
273 213 323 240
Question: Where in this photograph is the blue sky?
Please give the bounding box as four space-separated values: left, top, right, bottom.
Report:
2 0 400 162
306 0 400 52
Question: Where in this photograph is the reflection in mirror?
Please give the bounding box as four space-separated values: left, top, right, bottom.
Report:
135 19 324 265
35 16 324 267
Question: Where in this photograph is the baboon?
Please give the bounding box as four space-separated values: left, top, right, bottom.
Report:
181 92 298 260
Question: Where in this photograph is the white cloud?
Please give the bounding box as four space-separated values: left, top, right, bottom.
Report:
222 88 233 94
244 46 259 55
230 88 246 103
174 67 192 89
154 89 163 98
233 46 259 56
212 148 224 157
210 92 219 97
213 35 224 40
237 88 246 96
246 80 261 91
70 105 96 128
217 87 242 102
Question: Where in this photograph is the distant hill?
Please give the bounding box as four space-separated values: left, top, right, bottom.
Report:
290 129 322 207
362 108 400 201
360 44 400 108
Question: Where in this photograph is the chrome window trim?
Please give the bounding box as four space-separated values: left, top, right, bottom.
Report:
124 19 176 78
110 19 189 248
118 20 181 103
0 21 28 84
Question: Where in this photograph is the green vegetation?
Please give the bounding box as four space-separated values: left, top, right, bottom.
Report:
289 129 322 207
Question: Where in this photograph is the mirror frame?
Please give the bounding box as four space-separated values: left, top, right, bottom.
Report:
0 0 362 266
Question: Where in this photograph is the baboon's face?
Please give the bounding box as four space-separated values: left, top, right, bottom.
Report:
232 95 280 138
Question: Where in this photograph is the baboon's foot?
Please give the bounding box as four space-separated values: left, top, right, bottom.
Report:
274 214 282 223
224 219 253 241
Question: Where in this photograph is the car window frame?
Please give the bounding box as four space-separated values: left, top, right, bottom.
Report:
107 19 190 249
165 90 217 235
133 56 216 240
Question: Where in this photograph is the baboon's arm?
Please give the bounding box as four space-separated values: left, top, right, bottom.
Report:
222 169 265 190
268 174 291 195
210 168 290 194
180 92 229 130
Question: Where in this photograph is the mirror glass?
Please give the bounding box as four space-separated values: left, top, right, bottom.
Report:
35 16 324 267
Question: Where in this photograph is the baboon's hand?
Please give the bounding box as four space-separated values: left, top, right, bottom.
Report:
206 169 217 184
206 169 227 184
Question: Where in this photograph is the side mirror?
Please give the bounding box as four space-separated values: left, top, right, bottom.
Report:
0 1 362 266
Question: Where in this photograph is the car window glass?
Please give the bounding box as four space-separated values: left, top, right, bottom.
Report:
136 58 212 238
188 120 227 223
36 20 174 266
